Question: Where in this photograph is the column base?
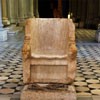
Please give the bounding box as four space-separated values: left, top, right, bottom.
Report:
10 19 17 24
28 14 35 18
21 84 76 100
0 29 8 41
17 18 26 27
18 18 25 22
3 19 10 25
35 12 39 18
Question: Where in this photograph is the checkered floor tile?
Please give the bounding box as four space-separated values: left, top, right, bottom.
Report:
75 43 100 96
0 29 100 96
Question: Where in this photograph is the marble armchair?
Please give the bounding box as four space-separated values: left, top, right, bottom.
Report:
22 18 77 84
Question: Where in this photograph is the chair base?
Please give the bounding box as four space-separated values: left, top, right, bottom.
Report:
20 84 76 100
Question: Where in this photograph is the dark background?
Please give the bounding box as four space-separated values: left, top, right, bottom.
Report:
38 0 100 29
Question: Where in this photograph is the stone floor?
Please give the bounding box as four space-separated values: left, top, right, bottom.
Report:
76 29 96 43
0 29 100 100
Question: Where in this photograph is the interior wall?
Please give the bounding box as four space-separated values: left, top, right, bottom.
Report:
38 0 69 18
70 0 100 29
38 0 53 18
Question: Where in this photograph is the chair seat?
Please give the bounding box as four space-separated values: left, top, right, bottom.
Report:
31 54 68 59
31 55 68 65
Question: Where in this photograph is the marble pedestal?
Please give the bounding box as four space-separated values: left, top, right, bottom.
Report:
0 29 8 41
95 31 100 43
21 84 76 100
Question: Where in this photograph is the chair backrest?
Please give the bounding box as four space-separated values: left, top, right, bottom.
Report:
27 18 74 57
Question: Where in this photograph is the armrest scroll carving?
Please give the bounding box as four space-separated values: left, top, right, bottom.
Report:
69 43 77 60
22 36 31 60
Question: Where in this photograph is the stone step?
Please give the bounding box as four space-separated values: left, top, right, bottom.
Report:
0 95 11 100
21 84 76 100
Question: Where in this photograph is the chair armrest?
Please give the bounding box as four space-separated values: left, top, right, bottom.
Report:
22 36 31 60
69 43 77 60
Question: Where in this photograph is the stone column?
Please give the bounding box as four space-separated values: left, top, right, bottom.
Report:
0 0 8 41
1 0 10 25
0 0 3 27
29 0 35 17
24 0 28 18
7 0 17 24
34 0 39 17
18 0 25 21
15 0 19 24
